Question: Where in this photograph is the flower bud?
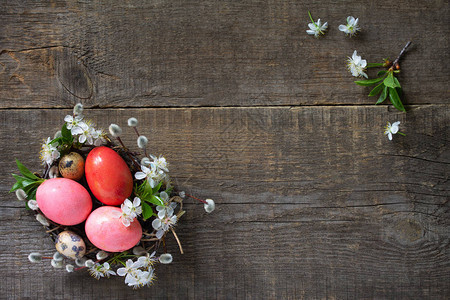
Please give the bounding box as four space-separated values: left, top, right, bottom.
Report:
73 103 84 116
179 191 185 199
395 62 400 70
53 252 64 261
75 257 87 267
159 253 173 264
54 130 62 139
85 259 95 268
51 259 63 268
66 264 74 272
27 200 39 210
132 246 147 256
36 214 50 226
137 136 148 149
96 251 108 260
204 199 215 213
109 124 122 137
15 189 27 201
128 117 138 127
28 252 43 263
141 157 151 166
49 165 59 179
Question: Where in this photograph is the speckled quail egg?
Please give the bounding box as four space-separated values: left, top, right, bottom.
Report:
55 230 86 259
59 152 85 180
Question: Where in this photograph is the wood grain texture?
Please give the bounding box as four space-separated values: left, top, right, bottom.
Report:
1 106 448 299
1 0 449 108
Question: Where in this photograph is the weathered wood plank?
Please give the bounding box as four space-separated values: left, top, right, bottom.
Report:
1 0 449 108
1 106 448 299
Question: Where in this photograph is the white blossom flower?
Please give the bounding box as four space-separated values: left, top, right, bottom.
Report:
89 263 115 279
155 192 177 219
347 50 368 78
117 259 142 284
152 211 177 239
100 262 116 278
27 200 39 210
204 199 215 213
306 12 328 37
40 137 60 166
65 264 74 272
64 115 85 135
339 16 360 36
120 197 142 227
150 154 169 172
93 129 106 146
28 252 42 263
135 164 163 188
15 189 27 201
384 121 401 140
137 252 157 269
77 122 99 145
159 253 173 264
127 269 155 288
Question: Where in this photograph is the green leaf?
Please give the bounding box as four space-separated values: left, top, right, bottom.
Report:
376 85 388 104
10 180 24 192
367 63 384 68
383 71 396 88
388 87 406 112
368 82 384 97
61 123 73 142
377 70 387 76
393 77 401 88
355 77 385 86
16 159 39 180
148 195 164 206
152 181 163 194
142 202 154 220
11 174 35 187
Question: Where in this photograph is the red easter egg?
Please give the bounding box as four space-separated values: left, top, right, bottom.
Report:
85 146 133 206
85 206 142 252
36 178 92 225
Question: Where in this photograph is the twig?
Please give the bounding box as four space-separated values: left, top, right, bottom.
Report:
185 193 207 204
171 228 184 254
141 238 160 242
391 41 411 69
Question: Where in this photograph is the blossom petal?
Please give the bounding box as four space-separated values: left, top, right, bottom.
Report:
308 23 316 30
388 132 393 140
117 268 127 276
338 24 347 32
152 219 161 230
135 172 147 180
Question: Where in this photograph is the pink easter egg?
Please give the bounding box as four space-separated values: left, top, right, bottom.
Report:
36 178 92 225
85 206 142 252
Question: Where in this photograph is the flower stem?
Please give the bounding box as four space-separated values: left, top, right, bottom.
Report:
398 132 406 136
308 11 315 24
185 193 207 204
171 228 184 254
391 41 412 69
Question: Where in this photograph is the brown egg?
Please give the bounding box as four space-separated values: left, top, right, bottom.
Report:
59 152 85 180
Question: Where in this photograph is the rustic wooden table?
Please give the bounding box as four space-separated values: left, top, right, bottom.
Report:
1 1 449 299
